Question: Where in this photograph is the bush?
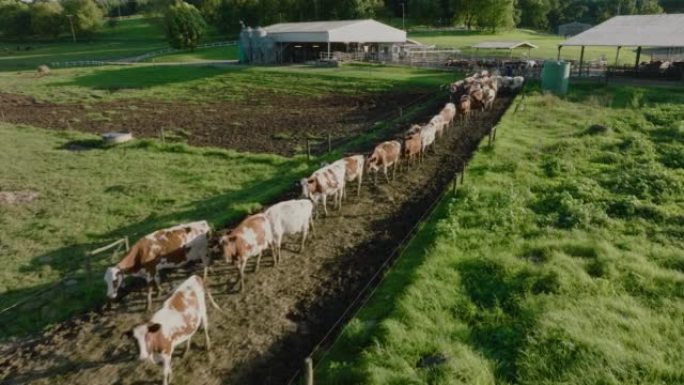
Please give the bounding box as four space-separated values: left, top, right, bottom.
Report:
62 0 104 38
164 0 207 50
0 0 31 38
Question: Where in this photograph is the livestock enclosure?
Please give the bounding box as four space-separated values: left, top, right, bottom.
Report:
0 42 682 385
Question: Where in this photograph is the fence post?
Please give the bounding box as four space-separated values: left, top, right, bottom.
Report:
160 127 166 144
492 127 497 142
399 107 403 117
304 357 314 385
124 236 130 251
327 133 332 153
452 173 458 194
460 161 467 184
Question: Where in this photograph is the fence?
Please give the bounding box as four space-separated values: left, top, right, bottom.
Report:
48 41 238 68
0 237 129 336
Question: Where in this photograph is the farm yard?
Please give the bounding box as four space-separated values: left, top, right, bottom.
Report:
1 14 683 385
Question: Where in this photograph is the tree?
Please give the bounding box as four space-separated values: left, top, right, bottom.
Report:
164 0 207 49
517 0 551 30
31 1 65 38
451 0 479 30
62 0 105 38
475 0 515 32
0 0 31 39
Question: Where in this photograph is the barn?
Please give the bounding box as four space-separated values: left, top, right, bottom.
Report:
239 19 407 64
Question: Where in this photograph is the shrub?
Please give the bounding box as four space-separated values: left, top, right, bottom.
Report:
164 0 207 50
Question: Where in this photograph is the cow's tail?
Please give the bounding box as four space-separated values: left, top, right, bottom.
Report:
200 276 226 315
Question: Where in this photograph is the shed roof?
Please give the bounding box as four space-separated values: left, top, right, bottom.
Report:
262 19 406 43
471 41 538 49
561 14 684 47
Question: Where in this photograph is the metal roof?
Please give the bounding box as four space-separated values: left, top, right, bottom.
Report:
262 19 407 43
471 41 538 49
561 14 684 47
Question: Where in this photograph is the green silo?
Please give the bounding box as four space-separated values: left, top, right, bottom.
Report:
541 61 571 95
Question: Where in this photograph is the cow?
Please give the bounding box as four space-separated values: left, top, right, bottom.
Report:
420 122 437 157
104 221 211 310
430 114 447 138
125 275 222 385
439 102 457 129
300 162 346 217
403 132 422 168
264 199 314 263
219 214 273 292
334 154 365 198
405 124 422 137
457 94 471 122
469 88 485 111
367 140 401 184
483 88 497 110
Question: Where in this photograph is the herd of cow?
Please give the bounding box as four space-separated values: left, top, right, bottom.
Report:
102 71 522 385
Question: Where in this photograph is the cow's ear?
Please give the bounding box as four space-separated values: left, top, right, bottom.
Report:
147 323 161 333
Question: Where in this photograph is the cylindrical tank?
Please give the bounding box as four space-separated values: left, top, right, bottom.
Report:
541 61 571 95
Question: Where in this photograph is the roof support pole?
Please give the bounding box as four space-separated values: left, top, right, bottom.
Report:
615 46 622 65
557 45 562 60
635 46 642 74
327 41 331 60
579 45 585 77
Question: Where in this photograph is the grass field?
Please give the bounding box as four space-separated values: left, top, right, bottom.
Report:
142 45 239 63
0 16 231 71
0 125 311 337
317 83 684 384
410 29 637 64
0 62 456 104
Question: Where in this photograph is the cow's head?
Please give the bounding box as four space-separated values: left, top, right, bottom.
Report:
104 267 124 299
125 322 162 362
366 154 380 173
219 234 238 263
299 178 314 199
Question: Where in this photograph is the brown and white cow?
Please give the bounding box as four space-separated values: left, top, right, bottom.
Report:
420 122 438 156
469 88 485 111
264 199 314 263
334 154 365 198
403 132 422 168
367 140 401 184
300 162 346 216
219 214 273 292
457 94 471 122
439 102 457 129
430 114 448 138
125 275 222 385
104 221 211 309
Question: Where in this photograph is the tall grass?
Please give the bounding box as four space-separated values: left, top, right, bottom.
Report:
317 84 684 385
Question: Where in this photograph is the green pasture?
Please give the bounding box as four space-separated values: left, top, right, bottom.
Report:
0 15 231 71
317 83 684 385
0 62 456 104
410 29 637 64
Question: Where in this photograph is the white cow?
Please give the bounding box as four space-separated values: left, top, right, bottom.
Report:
264 199 314 263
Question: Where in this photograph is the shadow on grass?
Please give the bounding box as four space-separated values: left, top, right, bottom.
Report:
56 64 231 91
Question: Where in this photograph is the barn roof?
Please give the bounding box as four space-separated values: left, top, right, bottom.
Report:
262 19 407 43
561 14 684 47
471 41 538 49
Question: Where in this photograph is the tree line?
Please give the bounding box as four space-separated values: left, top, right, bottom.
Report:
0 0 670 47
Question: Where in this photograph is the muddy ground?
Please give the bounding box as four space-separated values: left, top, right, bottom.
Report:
0 91 426 156
0 95 512 385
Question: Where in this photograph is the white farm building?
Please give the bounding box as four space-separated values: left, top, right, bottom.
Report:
239 19 408 64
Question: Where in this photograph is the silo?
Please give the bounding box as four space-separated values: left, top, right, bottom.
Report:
541 61 571 95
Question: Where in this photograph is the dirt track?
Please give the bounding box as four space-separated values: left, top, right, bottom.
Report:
0 91 424 156
0 95 512 385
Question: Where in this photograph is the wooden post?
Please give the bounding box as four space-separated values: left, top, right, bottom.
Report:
614 46 622 65
306 139 311 161
399 107 403 117
160 127 166 144
578 45 585 77
452 173 457 194
327 133 332 153
492 127 497 142
124 236 130 251
557 45 562 60
460 161 467 184
488 130 493 146
634 46 642 74
304 357 314 385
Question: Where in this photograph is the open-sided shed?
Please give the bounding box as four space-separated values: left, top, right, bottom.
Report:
471 41 538 58
559 14 684 76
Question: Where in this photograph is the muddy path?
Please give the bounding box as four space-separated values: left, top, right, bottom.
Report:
0 95 513 385
0 91 425 157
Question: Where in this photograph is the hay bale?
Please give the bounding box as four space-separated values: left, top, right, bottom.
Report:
37 65 50 76
102 132 133 145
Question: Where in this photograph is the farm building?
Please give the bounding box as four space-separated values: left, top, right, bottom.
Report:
560 14 684 79
471 41 538 58
239 19 407 64
558 22 592 37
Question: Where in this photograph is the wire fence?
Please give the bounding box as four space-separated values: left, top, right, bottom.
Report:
48 41 238 68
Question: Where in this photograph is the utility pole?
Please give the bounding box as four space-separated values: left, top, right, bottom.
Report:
401 3 405 31
66 14 76 42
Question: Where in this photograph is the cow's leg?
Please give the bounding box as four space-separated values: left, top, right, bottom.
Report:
154 275 163 298
392 162 397 180
300 226 308 252
357 174 362 196
202 315 211 350
162 354 172 385
236 257 246 292
384 165 390 184
322 195 328 217
184 337 192 357
255 252 262 272
146 284 153 310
